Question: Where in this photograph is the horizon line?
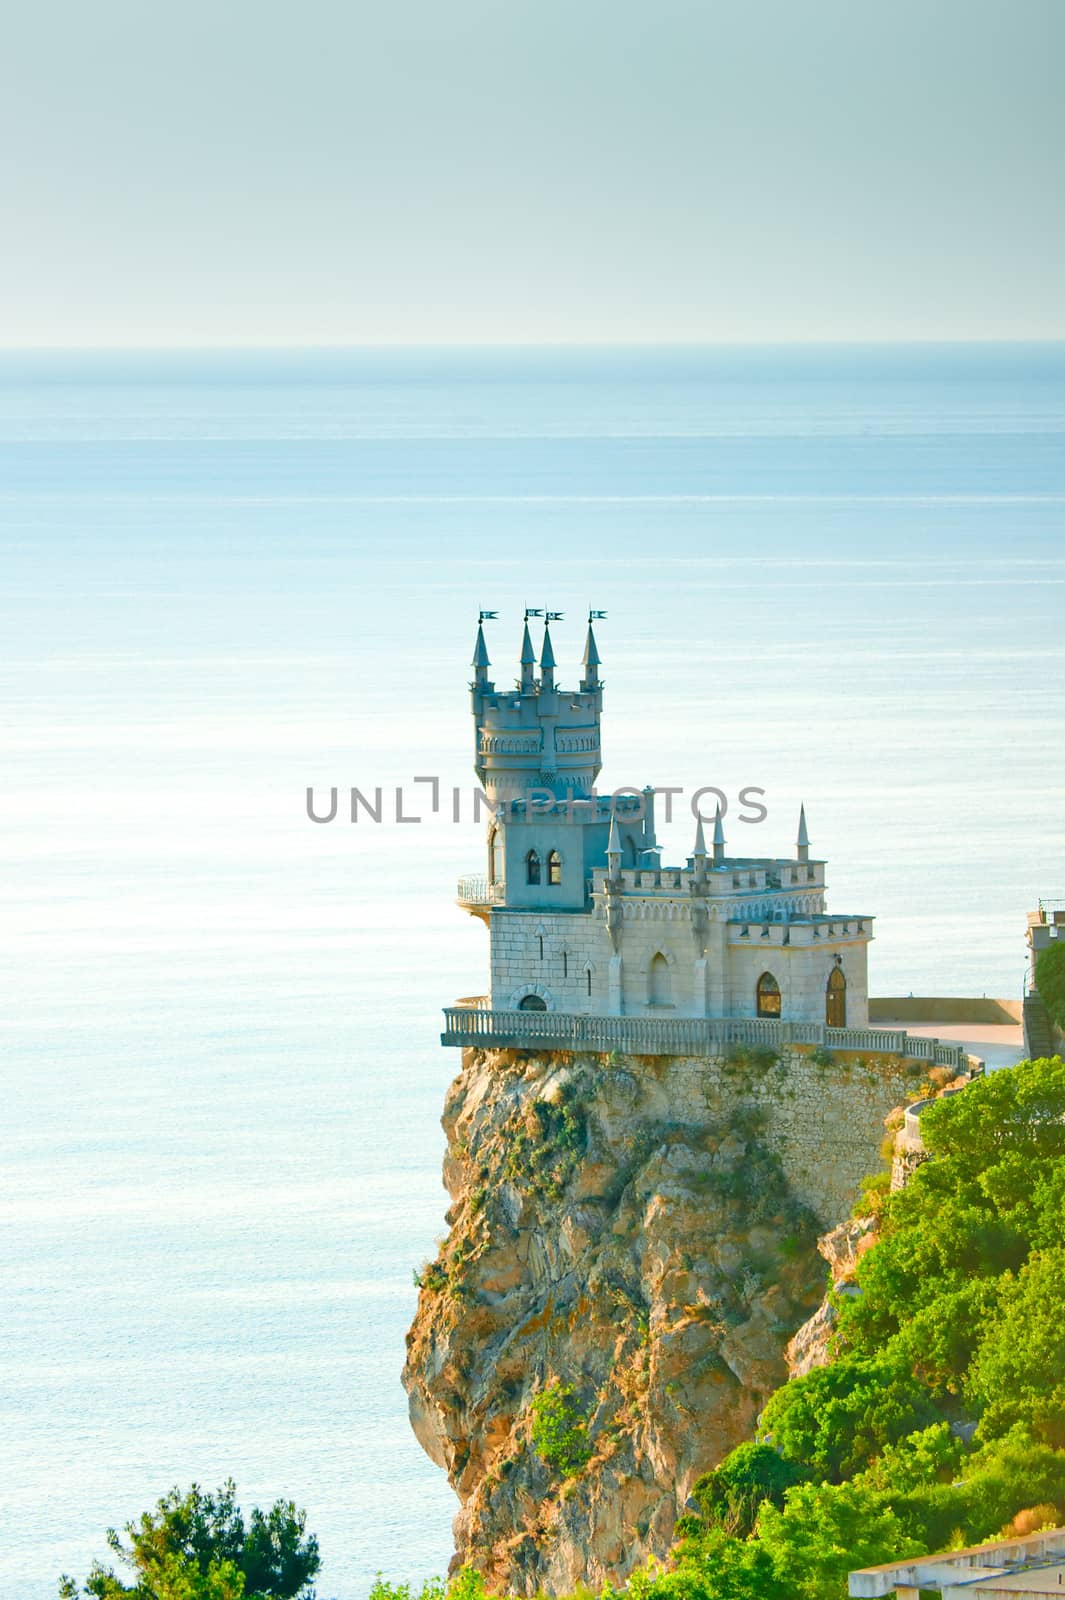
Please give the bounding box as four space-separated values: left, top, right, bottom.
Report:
1 336 1064 356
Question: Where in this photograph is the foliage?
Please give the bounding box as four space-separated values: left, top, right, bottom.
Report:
529 1381 593 1478
647 1056 1065 1599
502 1088 587 1200
1036 943 1065 1030
367 1570 486 1600
58 1482 319 1600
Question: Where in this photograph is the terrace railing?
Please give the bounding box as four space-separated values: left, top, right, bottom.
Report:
440 1005 970 1070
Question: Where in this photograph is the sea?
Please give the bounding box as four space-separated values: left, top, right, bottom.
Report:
0 344 1063 1599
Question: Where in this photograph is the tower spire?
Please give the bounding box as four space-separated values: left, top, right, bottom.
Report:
540 618 556 691
472 618 491 686
607 812 622 876
712 803 726 867
797 803 810 865
581 614 602 690
519 614 537 692
692 814 708 880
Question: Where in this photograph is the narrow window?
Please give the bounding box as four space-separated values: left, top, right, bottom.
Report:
526 850 541 885
586 968 592 996
489 826 504 886
756 972 781 1018
547 849 562 886
562 950 568 978
538 934 544 961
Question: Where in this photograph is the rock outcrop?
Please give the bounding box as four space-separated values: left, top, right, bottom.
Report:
403 1046 828 1593
784 1214 877 1378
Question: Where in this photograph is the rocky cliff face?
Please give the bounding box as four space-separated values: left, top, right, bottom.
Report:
403 1046 829 1594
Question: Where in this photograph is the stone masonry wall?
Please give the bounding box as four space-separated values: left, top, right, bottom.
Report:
586 1045 918 1228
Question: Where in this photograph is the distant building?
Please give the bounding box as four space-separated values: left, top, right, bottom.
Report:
850 1525 1065 1597
454 614 873 1026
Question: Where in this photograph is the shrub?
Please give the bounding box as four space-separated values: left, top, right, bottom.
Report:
529 1381 592 1478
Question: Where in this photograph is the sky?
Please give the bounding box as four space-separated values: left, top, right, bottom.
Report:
0 0 1062 347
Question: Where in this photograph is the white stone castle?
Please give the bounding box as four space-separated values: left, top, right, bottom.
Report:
443 615 878 1056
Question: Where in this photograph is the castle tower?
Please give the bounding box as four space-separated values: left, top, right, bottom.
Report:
471 612 604 805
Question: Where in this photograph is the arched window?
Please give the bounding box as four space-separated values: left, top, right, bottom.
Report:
649 952 671 1006
826 966 847 1027
547 849 562 886
489 827 504 886
586 966 593 997
526 850 541 885
538 934 544 961
756 972 781 1017
519 994 547 1012
562 950 568 979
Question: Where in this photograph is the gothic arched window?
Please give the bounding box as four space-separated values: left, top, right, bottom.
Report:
488 826 504 886
756 971 781 1018
526 850 541 885
547 849 562 886
826 965 847 1027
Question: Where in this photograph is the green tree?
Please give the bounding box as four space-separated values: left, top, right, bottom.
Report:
59 1482 319 1600
758 1355 936 1481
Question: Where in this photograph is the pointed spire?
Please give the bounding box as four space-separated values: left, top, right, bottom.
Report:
712 803 725 867
519 619 536 691
581 616 601 691
692 815 708 880
607 813 622 874
539 620 556 691
797 802 810 864
472 621 490 673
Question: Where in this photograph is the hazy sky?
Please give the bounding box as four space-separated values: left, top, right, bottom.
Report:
1 0 1062 346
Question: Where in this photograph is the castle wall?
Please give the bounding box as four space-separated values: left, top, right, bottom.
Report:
490 907 870 1026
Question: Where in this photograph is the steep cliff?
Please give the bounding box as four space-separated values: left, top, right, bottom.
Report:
403 1045 832 1594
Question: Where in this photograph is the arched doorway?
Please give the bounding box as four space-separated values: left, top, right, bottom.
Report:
826 966 847 1027
489 827 504 886
756 972 781 1018
649 952 671 1006
518 994 547 1011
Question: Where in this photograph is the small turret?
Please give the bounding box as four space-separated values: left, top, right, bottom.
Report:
581 619 601 691
540 620 556 692
797 803 810 865
692 815 708 880
519 618 536 693
712 804 726 868
607 813 622 876
472 620 491 688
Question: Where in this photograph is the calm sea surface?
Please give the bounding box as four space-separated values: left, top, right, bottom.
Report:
1 346 1063 1598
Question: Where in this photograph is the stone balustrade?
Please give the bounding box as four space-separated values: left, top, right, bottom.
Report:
440 1005 971 1069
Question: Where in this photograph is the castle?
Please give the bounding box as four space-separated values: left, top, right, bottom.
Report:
444 614 877 1051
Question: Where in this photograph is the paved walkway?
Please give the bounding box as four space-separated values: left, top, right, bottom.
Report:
875 1018 1025 1072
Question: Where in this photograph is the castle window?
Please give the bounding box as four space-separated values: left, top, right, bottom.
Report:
547 849 562 886
649 952 671 1006
756 971 781 1017
519 993 547 1011
488 826 504 886
826 966 847 1027
562 950 568 979
586 967 592 996
538 934 544 961
526 850 541 885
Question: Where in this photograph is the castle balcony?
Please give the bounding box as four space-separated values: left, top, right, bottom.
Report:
456 874 504 923
440 1004 973 1071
